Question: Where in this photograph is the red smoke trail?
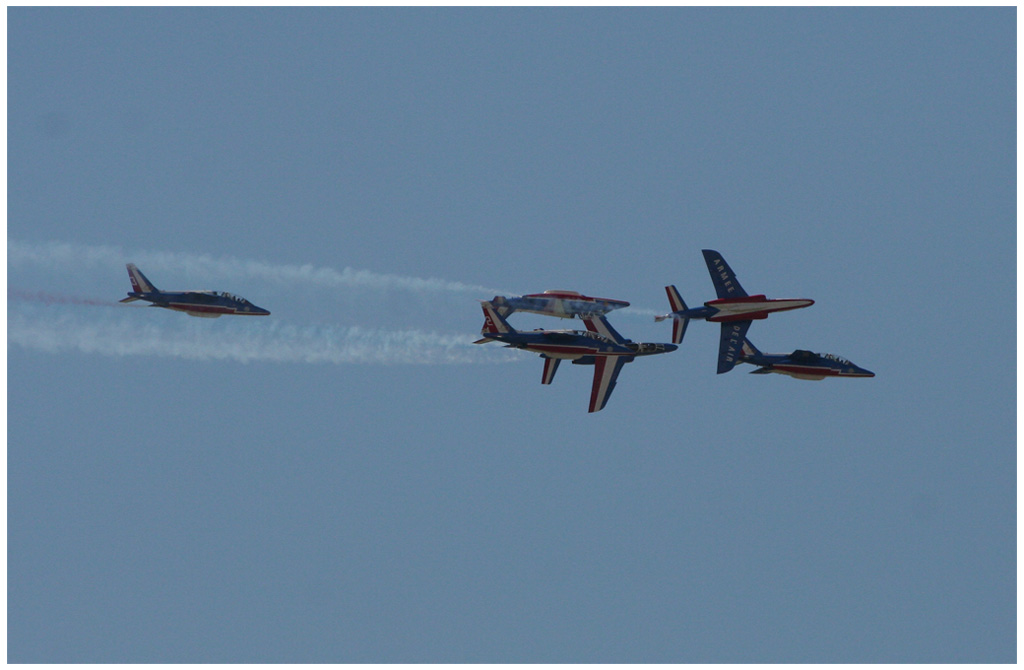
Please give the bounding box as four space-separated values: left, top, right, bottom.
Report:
8 289 118 307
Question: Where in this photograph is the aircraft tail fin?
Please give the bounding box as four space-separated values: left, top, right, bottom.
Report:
583 315 627 344
654 285 689 344
741 337 762 359
480 300 515 336
125 263 159 294
490 295 515 318
665 284 687 313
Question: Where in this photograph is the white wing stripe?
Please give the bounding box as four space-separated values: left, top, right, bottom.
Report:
589 357 627 412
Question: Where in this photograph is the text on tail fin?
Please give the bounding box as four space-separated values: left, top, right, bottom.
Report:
701 249 748 299
480 302 512 334
126 263 157 293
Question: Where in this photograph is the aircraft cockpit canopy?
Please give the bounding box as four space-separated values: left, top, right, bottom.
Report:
217 292 250 304
821 353 852 366
580 331 614 344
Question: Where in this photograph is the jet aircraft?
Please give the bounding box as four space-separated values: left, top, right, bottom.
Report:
474 301 676 412
118 263 270 317
738 338 874 380
489 290 629 319
655 249 814 373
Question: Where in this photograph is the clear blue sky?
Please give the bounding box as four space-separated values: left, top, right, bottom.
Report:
8 7 1015 663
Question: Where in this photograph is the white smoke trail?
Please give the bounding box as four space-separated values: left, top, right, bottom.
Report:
7 239 669 313
8 309 515 366
618 306 666 319
8 239 509 296
7 239 670 365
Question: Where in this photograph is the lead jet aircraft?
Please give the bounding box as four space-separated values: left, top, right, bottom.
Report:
119 263 270 317
474 301 676 412
490 290 629 319
738 338 874 380
655 249 814 374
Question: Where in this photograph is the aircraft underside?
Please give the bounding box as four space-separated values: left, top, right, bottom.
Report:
773 368 829 380
166 304 228 318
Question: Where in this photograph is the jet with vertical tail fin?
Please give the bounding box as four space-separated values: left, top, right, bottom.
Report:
119 263 270 317
655 249 814 373
738 338 874 379
474 301 676 412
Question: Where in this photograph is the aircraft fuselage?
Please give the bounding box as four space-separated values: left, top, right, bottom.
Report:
120 264 270 317
487 330 675 360
756 364 872 380
701 295 815 322
129 291 271 318
491 290 630 319
476 301 676 412
742 350 874 380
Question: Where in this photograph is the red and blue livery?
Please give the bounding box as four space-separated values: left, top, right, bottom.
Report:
118 263 270 318
738 338 874 380
656 249 814 373
489 290 629 320
474 301 675 412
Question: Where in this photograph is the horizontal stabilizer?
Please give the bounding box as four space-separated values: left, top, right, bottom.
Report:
741 338 761 358
119 296 142 303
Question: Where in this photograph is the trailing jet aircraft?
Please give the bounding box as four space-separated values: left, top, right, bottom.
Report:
655 249 814 373
738 338 874 380
118 263 270 317
474 301 676 412
489 290 629 319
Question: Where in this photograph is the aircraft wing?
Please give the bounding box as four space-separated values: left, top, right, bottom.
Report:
541 356 561 385
702 249 748 299
589 356 632 412
717 320 752 374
